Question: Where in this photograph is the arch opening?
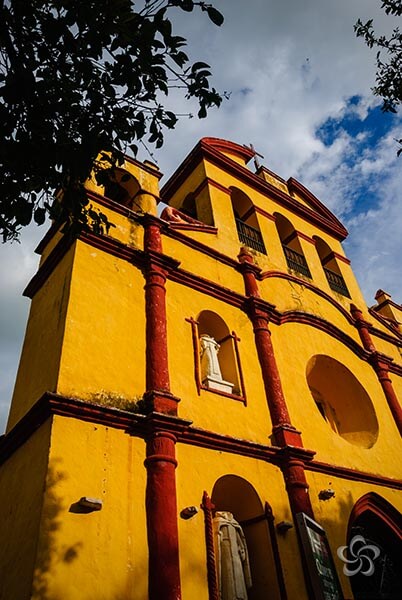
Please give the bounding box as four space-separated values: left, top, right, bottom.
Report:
197 311 241 396
347 494 402 599
230 188 266 254
314 236 350 297
274 213 311 278
306 355 378 448
211 475 283 600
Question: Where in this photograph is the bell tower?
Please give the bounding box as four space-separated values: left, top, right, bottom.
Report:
0 138 401 600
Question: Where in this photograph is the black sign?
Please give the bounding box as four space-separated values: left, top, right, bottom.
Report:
296 512 344 600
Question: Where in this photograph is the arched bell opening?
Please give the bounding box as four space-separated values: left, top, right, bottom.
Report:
230 187 266 254
274 213 311 278
314 236 350 297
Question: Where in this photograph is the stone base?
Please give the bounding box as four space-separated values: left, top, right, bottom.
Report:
203 376 234 394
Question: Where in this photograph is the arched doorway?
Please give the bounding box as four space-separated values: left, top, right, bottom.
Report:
347 493 402 599
211 475 284 600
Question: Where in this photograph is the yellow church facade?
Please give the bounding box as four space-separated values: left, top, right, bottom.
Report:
0 137 401 599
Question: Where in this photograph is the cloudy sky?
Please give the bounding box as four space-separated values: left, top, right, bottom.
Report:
1 0 401 432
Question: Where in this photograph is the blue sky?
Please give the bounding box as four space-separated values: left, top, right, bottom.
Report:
1 0 402 432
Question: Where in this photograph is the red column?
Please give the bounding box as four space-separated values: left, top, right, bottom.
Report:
200 491 219 600
351 304 402 436
145 431 181 600
237 250 314 518
281 453 314 518
143 216 179 414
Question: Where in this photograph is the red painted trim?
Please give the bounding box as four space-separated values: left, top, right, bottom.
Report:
347 492 402 541
200 137 255 162
163 223 218 234
145 430 182 600
0 392 144 465
244 297 302 447
186 317 247 404
237 248 262 297
35 221 61 255
233 331 247 405
123 153 164 180
351 305 402 435
24 233 75 298
186 317 202 395
368 307 402 342
161 139 348 240
3 393 401 492
306 461 402 490
161 225 239 269
260 270 355 323
189 176 231 201
201 491 219 600
281 456 314 518
199 385 246 405
287 177 347 235
264 502 288 600
254 206 277 222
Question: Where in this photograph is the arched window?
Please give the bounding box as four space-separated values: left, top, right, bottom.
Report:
230 188 266 254
103 168 140 206
180 193 198 220
208 475 285 600
306 355 378 448
314 236 350 297
274 213 311 278
347 494 402 600
187 311 246 402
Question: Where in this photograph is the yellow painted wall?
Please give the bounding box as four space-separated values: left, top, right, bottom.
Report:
273 322 401 476
31 416 148 600
0 420 51 600
176 443 306 600
7 247 75 431
56 241 146 404
3 141 402 600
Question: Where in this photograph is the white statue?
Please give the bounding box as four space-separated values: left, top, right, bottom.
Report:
213 511 252 600
199 335 234 394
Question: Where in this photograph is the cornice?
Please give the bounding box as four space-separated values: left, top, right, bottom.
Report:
24 233 75 298
161 139 348 241
2 393 401 492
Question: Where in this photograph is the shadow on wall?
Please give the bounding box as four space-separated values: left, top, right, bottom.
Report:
32 459 79 600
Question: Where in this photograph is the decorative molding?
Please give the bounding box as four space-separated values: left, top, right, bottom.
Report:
347 492 402 540
160 138 348 240
260 270 355 324
0 392 143 465
254 206 278 222
163 222 218 234
161 225 239 269
2 393 401 491
35 222 61 255
24 233 75 298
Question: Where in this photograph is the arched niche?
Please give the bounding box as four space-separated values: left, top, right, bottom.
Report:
274 213 311 278
306 355 379 448
211 475 283 600
347 493 402 599
104 168 140 206
313 236 350 297
197 311 241 396
230 187 266 254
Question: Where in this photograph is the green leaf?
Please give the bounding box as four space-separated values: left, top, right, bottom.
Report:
206 6 224 26
34 207 46 225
